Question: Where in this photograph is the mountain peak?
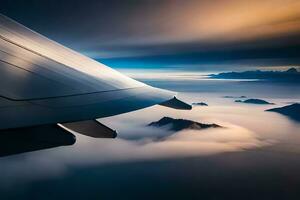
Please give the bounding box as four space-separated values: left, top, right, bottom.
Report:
266 103 300 122
286 68 298 73
235 98 274 105
148 117 221 131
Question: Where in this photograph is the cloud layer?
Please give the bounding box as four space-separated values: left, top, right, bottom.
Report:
1 0 300 69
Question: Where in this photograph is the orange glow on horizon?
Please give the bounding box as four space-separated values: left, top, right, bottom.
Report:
126 0 300 45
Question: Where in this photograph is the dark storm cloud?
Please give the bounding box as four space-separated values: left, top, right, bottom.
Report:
1 0 300 69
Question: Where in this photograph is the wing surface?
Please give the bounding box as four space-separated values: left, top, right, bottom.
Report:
0 14 175 129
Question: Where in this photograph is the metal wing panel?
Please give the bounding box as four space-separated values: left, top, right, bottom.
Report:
0 14 145 100
0 38 112 93
0 59 79 99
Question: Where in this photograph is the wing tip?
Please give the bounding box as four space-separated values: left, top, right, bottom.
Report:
159 96 192 110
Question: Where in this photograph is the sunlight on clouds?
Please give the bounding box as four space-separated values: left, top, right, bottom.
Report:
0 120 270 189
0 101 278 188
107 0 300 46
137 124 269 159
0 90 299 188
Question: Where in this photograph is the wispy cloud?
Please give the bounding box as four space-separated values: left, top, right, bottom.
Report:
2 0 300 68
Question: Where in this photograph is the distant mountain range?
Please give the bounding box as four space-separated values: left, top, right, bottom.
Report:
148 117 221 131
223 96 247 99
266 103 300 122
210 68 300 82
235 99 274 105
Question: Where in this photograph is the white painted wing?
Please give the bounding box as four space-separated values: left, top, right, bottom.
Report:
0 14 175 129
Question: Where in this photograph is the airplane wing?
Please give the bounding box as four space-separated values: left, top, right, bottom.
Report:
0 14 191 136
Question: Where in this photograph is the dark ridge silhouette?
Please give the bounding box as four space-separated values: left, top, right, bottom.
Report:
148 117 221 131
286 68 298 73
223 95 247 99
210 67 300 82
192 102 208 106
266 103 300 122
0 124 76 157
235 99 274 104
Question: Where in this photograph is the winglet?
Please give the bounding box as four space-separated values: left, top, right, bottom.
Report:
159 96 192 110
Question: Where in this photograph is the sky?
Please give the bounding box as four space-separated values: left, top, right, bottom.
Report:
1 0 300 71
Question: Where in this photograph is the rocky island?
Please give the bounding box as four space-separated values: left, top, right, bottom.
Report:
148 117 221 131
266 103 300 122
235 99 274 105
192 102 208 106
223 95 247 99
